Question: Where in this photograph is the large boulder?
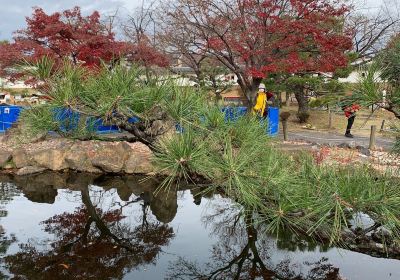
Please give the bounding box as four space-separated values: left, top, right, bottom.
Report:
29 143 72 171
12 149 32 169
5 138 155 175
91 141 131 173
64 141 102 173
124 142 154 174
16 166 47 176
0 151 12 167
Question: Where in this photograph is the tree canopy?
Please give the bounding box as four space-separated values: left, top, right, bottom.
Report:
162 0 353 106
0 6 168 81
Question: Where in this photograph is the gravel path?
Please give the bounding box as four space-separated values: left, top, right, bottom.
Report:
278 130 395 150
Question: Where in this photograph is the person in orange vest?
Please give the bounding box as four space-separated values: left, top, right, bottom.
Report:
253 84 267 117
343 104 361 138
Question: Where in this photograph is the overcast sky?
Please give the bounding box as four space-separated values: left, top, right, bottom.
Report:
0 0 145 40
0 0 387 40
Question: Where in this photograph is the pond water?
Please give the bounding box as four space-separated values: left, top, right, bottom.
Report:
0 172 399 280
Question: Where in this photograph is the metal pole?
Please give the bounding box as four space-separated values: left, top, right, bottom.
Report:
369 125 377 150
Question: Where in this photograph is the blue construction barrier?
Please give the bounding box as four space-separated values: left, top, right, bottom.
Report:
222 106 279 136
0 105 23 132
222 106 247 122
0 105 279 136
267 107 279 136
53 108 81 132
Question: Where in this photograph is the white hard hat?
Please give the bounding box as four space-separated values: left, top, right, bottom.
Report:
259 83 266 90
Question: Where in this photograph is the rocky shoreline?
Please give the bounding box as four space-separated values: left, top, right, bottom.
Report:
0 138 154 176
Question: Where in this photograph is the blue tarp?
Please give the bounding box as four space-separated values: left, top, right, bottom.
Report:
0 105 279 136
0 105 23 132
222 106 279 136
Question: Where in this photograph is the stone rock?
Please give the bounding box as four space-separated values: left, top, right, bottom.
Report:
372 242 385 250
342 228 356 242
338 143 351 149
16 166 47 176
146 119 177 141
29 147 70 171
124 142 154 174
310 145 319 151
91 142 131 173
372 227 393 243
65 142 102 173
348 141 356 148
0 151 12 167
356 146 371 156
12 149 32 168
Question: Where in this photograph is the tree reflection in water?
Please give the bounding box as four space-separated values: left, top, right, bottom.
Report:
166 200 344 280
3 176 175 280
0 182 19 279
0 173 349 280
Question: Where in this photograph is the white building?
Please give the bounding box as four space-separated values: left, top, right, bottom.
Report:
0 77 33 89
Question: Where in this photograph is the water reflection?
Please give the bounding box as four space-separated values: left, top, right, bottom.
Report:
0 172 398 279
0 173 178 279
0 182 19 279
166 201 342 280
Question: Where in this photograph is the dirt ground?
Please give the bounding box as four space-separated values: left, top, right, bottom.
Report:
221 86 398 138
280 104 398 138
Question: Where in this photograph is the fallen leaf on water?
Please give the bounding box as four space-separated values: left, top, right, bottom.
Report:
59 264 69 269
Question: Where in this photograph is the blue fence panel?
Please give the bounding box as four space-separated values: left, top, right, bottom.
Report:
0 105 280 136
53 108 81 132
222 106 247 122
128 116 140 124
89 118 120 134
221 106 279 136
0 105 23 132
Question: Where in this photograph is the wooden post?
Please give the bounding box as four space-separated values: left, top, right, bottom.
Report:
369 125 376 150
285 92 290 106
282 119 288 141
328 107 333 129
380 120 385 132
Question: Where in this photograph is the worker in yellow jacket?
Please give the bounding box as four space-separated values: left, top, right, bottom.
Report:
253 84 267 117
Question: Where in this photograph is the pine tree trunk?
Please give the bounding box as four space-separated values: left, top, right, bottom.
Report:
243 78 262 112
294 89 309 123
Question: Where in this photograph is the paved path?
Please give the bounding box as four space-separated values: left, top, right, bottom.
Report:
278 130 395 150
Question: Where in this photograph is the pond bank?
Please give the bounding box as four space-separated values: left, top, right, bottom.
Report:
1 135 399 176
0 137 154 175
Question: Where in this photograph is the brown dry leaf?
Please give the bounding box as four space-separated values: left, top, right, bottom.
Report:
59 263 69 269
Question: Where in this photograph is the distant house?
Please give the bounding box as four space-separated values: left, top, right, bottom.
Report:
0 77 33 90
338 68 382 84
0 92 13 104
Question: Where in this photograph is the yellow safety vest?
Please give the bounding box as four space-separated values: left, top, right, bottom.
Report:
253 91 267 116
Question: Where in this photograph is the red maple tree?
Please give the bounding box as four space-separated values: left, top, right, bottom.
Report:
0 6 168 80
165 0 353 106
